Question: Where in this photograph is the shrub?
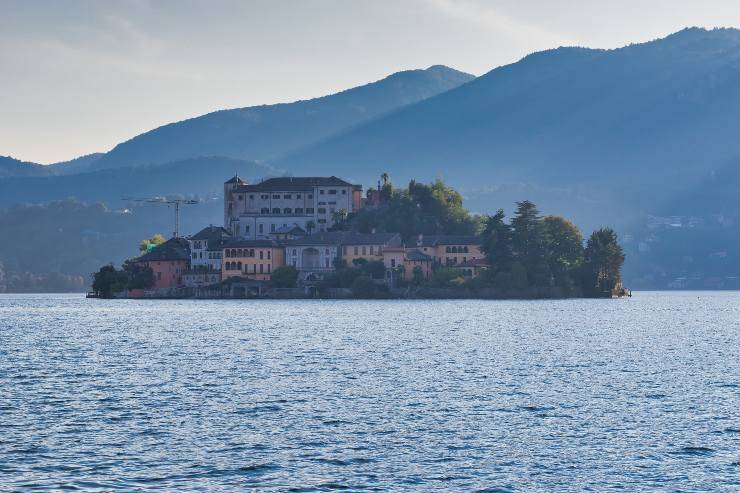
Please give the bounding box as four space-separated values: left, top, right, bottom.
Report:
351 275 375 298
270 266 299 288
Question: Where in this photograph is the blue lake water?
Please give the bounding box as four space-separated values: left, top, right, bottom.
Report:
0 292 738 491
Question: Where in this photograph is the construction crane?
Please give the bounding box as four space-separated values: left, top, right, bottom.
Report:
122 196 199 238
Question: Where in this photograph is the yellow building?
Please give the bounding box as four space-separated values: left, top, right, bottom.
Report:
412 235 483 267
222 240 285 281
340 233 402 266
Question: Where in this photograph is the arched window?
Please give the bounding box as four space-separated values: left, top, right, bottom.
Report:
463 246 469 253
237 261 242 270
250 249 255 257
445 246 451 253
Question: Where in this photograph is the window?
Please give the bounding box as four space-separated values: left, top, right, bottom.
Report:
238 195 243 200
284 194 292 199
249 195 255 199
354 246 358 255
270 224 276 232
237 261 242 270
325 249 330 255
260 250 264 259
362 246 367 255
249 249 255 257
259 224 264 234
318 219 326 224
192 253 197 259
318 201 326 205
272 194 280 199
342 190 347 195
391 258 396 268
245 225 250 234
272 208 280 214
259 264 264 274
295 208 303 214
261 208 270 214
463 246 469 253
320 190 325 195
329 189 337 195
157 272 162 280
268 264 271 273
306 208 314 214
283 208 292 214
369 246 374 255
318 208 326 214
292 249 297 256
267 250 271 260
261 194 269 200
328 201 336 205
296 194 302 199
446 246 451 253
307 194 313 199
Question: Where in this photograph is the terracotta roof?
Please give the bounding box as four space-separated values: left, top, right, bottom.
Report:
137 237 190 262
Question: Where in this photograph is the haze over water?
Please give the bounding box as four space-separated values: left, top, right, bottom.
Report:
1 293 738 491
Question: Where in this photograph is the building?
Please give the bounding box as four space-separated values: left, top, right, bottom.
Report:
223 176 363 239
414 235 483 266
188 225 231 271
222 239 285 281
453 257 490 278
402 249 434 281
283 232 344 282
135 237 190 289
340 233 403 266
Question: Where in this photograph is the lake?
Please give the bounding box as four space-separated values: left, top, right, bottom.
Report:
0 293 738 491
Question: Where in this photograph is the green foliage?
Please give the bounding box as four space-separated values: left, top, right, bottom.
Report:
351 178 478 241
510 261 529 290
351 275 376 298
582 228 625 296
92 264 127 298
542 215 584 291
122 260 154 289
140 234 166 253
270 266 299 288
412 265 425 285
429 267 464 288
480 209 512 273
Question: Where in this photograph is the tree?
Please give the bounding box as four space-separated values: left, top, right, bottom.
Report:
480 209 512 274
582 228 625 296
91 264 127 298
510 201 549 286
429 267 464 288
270 266 299 288
305 220 316 235
542 215 584 290
139 234 166 253
351 276 375 298
122 260 154 289
412 265 425 285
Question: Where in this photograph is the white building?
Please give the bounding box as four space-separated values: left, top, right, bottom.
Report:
187 225 231 271
223 176 363 239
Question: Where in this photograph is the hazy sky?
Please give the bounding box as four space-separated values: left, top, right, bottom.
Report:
3 0 740 163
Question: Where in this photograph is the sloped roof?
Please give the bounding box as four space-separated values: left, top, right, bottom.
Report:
236 176 359 191
405 249 433 261
223 239 281 249
417 235 481 246
272 225 307 235
190 225 232 241
137 237 190 262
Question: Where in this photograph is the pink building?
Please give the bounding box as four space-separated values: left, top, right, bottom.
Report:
135 237 190 289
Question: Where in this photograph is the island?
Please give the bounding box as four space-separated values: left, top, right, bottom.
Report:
91 174 627 300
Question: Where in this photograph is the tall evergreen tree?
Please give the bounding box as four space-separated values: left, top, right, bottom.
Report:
542 215 584 290
582 228 625 296
510 200 549 285
480 209 512 273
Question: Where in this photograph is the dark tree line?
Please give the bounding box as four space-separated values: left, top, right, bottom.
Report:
480 201 625 296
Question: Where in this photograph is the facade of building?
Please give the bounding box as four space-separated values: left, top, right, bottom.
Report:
283 232 344 281
403 249 434 281
188 225 231 271
135 237 190 289
222 239 285 281
453 258 490 278
224 176 363 239
340 233 403 265
414 235 484 266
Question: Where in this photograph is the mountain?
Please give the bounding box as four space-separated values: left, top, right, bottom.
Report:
49 153 104 174
0 156 54 178
90 65 475 170
0 156 276 208
275 28 740 228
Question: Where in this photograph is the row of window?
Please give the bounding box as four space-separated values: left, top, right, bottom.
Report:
342 245 382 256
192 251 222 260
225 249 272 259
224 262 272 274
446 246 471 253
259 207 313 215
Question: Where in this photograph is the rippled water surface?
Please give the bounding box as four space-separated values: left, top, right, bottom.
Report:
1 293 738 491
